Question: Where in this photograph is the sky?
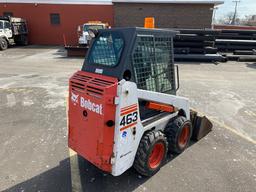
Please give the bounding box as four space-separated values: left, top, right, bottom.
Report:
215 0 256 19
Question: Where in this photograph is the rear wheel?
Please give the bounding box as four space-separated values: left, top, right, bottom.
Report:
133 131 168 176
15 35 28 46
165 116 192 154
0 38 8 50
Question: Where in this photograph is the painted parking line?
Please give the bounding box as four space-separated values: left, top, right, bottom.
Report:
69 149 82 192
66 96 83 192
209 118 256 145
192 108 256 145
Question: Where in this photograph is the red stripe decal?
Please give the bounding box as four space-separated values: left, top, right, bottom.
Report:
121 108 137 116
121 104 137 112
120 122 137 131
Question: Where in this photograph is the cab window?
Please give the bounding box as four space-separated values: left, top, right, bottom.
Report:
0 22 3 29
88 32 124 66
84 25 104 32
4 22 11 29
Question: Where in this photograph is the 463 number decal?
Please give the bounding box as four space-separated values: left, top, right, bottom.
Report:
120 111 138 127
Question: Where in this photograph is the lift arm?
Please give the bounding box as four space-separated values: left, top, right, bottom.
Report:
137 89 190 120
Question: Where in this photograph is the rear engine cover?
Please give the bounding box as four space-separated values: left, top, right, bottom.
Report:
68 71 118 172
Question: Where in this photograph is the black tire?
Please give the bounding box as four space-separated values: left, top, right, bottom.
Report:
0 38 8 50
133 130 168 176
15 35 28 46
165 116 192 154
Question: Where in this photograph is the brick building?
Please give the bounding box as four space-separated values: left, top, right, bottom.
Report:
0 0 114 45
0 0 223 45
113 0 223 28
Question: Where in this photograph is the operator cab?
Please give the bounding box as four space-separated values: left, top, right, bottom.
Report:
82 27 178 95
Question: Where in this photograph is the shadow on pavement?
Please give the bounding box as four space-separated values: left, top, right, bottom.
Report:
77 141 197 192
8 45 61 49
246 63 256 69
2 155 149 192
2 142 197 192
78 155 149 192
2 159 72 192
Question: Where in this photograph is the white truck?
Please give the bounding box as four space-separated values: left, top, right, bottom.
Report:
0 16 28 50
77 21 109 46
65 21 109 57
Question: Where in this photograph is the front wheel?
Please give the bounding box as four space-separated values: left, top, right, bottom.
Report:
165 116 192 154
133 130 168 176
0 38 8 50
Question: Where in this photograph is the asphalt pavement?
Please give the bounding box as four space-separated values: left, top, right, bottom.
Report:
0 46 255 192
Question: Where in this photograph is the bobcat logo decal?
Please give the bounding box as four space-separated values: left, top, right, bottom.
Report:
71 92 79 105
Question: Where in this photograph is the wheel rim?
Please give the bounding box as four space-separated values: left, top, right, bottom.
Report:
148 142 165 169
178 124 190 148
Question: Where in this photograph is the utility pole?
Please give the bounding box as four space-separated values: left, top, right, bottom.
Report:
231 0 240 25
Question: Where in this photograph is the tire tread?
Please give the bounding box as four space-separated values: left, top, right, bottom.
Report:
133 131 168 176
165 116 192 154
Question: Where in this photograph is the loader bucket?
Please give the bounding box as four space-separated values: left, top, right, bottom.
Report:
190 110 213 141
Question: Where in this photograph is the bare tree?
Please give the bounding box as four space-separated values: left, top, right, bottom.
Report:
216 13 256 26
217 12 236 24
239 15 256 26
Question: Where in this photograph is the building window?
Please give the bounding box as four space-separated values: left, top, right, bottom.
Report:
3 12 13 17
50 13 60 25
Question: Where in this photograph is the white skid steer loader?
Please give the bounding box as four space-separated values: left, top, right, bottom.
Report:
68 27 212 176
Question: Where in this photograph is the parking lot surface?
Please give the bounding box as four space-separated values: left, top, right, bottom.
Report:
0 46 255 192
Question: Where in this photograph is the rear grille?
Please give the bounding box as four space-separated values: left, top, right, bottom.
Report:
86 86 103 97
70 80 85 92
70 71 116 98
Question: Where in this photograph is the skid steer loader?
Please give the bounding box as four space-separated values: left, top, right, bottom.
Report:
68 27 212 176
